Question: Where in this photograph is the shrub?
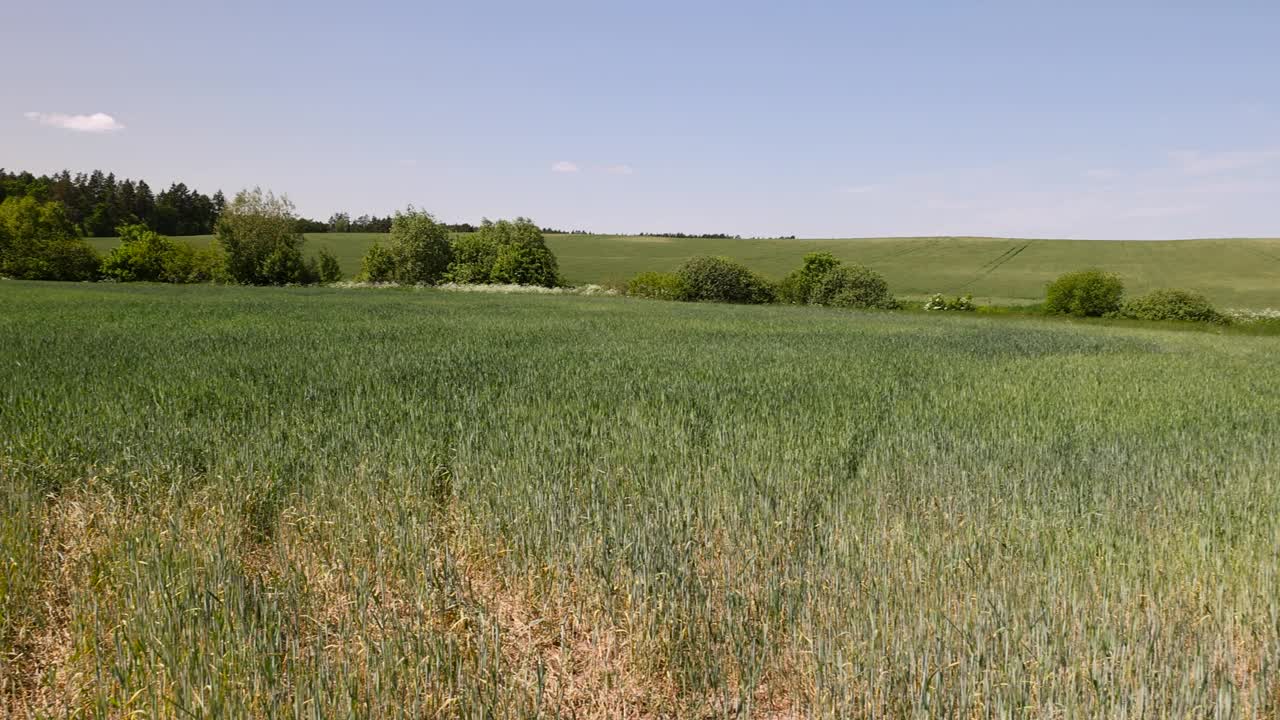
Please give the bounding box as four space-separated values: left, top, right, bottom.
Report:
809 264 898 309
491 241 560 286
317 247 344 283
445 233 498 284
162 242 229 283
924 293 976 311
675 256 774 304
0 196 100 281
358 242 397 282
627 271 686 300
1044 269 1124 317
777 252 841 304
101 224 178 282
388 208 452 284
1122 289 1227 324
446 218 560 287
215 187 310 285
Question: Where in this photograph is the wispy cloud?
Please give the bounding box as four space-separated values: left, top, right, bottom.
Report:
605 164 634 175
24 111 125 133
551 160 580 173
837 184 878 194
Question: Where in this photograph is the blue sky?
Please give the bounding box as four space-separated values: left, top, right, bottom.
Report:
4 0 1279 238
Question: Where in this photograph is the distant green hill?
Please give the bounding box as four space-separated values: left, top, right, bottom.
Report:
87 233 1280 308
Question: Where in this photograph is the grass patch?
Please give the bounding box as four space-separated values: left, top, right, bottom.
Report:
3 281 1279 716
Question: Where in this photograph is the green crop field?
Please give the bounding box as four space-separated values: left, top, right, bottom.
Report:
87 233 1280 308
3 280 1278 717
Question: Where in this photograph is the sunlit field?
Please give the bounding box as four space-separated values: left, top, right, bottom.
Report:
3 281 1278 717
86 233 1280 309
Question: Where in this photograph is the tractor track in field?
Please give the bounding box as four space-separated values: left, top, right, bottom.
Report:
954 241 1032 291
867 238 943 263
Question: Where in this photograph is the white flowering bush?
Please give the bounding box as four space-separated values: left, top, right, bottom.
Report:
924 293 975 311
437 282 617 296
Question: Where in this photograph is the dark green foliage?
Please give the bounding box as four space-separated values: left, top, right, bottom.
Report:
808 264 898 309
0 168 222 237
388 209 452 284
445 233 499 283
674 256 775 304
317 247 344 283
626 271 686 300
1044 269 1125 317
777 252 841 304
0 196 99 280
490 241 559 286
1122 289 1227 324
447 218 561 287
777 252 896 309
215 188 311 285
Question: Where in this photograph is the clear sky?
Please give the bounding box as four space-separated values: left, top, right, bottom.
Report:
4 1 1278 238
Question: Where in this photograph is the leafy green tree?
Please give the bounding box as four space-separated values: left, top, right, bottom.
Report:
388 208 452 284
358 242 397 282
447 218 560 286
101 224 180 282
674 256 774 304
1044 269 1124 317
0 196 99 280
215 188 310 285
446 232 500 283
778 252 842 304
317 247 344 283
808 264 898 309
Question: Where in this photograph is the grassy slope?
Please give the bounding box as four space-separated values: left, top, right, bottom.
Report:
88 233 1280 308
3 281 1278 716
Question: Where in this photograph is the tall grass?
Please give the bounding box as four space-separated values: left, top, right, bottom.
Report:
2 281 1278 717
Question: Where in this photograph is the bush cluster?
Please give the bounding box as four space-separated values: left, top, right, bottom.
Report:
0 196 100 281
624 252 899 310
359 209 453 284
674 256 774 304
777 253 898 310
1121 289 1228 324
1043 269 1125 317
102 224 227 283
362 216 560 288
1042 269 1228 325
454 218 560 287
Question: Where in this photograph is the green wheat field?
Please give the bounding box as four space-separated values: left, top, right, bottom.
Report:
86 233 1280 308
3 280 1278 717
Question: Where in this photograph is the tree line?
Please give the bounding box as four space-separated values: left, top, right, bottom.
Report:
0 169 594 238
0 185 562 288
1 168 225 237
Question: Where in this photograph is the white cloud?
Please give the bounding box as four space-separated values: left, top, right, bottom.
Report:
837 184 878 194
551 160 579 173
605 164 634 175
24 111 125 133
